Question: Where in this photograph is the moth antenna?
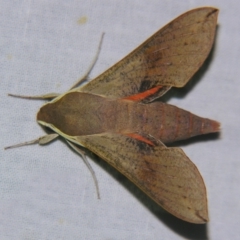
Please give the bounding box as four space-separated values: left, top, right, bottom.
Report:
66 140 100 199
70 32 105 90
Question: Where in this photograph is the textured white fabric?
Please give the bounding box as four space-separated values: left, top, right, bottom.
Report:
1 1 239 239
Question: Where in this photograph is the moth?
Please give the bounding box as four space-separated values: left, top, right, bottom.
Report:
6 7 219 224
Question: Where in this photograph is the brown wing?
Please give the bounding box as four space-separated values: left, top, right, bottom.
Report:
73 133 208 223
80 7 218 100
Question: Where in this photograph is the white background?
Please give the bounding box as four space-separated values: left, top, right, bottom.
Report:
1 1 239 239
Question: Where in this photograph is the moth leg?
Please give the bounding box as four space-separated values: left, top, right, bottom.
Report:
4 133 59 150
66 140 100 199
8 93 60 100
69 32 105 90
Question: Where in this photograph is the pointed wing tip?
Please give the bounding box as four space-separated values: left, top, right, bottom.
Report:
170 205 209 224
195 6 219 12
194 210 209 224
178 209 209 224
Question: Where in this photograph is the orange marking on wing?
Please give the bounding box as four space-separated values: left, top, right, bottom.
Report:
125 133 155 146
123 86 163 101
